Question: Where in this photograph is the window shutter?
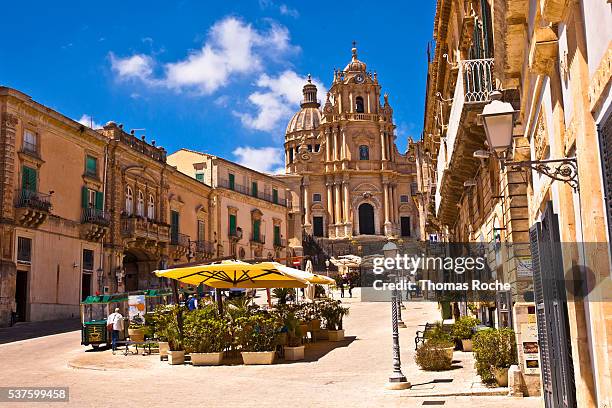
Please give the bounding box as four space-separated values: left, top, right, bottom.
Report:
253 220 260 240
274 225 280 245
272 189 278 204
22 166 37 192
81 187 89 208
229 214 236 235
95 191 104 210
229 174 235 190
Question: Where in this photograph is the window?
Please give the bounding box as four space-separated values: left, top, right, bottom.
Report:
313 216 324 237
229 214 237 236
313 193 322 202
81 187 103 210
147 195 155 219
252 219 261 242
272 188 278 204
228 173 235 190
17 237 32 264
400 195 409 203
197 220 205 241
359 145 369 160
411 182 418 196
274 225 281 246
82 249 94 272
195 172 204 182
315 144 320 152
136 191 145 216
308 144 313 152
251 181 258 197
85 155 97 177
170 210 179 244
21 166 37 193
355 96 365 113
288 149 294 164
23 130 37 154
125 186 133 215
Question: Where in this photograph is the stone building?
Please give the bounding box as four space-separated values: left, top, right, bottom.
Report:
0 87 289 327
425 0 611 406
168 149 289 262
280 47 427 258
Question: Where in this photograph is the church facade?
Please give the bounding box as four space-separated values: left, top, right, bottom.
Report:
278 46 428 256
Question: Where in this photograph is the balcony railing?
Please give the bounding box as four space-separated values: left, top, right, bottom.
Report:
14 189 52 212
217 178 287 206
82 208 111 226
347 112 378 121
171 232 190 247
273 238 286 247
117 132 167 163
121 216 170 242
194 240 214 255
250 233 265 244
462 58 494 104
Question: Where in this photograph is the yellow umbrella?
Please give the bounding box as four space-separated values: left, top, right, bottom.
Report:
269 262 335 285
153 260 308 289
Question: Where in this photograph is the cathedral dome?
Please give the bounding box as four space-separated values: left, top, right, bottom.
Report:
286 75 321 135
343 46 367 72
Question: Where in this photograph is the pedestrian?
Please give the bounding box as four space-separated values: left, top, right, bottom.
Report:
336 276 345 298
187 294 198 311
348 279 353 298
107 307 123 353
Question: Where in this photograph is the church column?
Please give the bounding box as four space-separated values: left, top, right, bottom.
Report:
326 182 334 236
325 129 331 162
383 182 391 236
334 182 342 225
341 128 347 161
380 130 387 161
391 184 397 225
333 128 339 161
343 180 351 236
349 93 354 113
367 91 371 114
303 178 311 232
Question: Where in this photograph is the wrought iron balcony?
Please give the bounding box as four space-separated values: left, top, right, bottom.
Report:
250 233 265 244
121 216 170 243
217 178 287 206
461 58 494 103
82 208 111 226
194 240 215 256
15 189 52 212
171 232 190 247
273 237 286 247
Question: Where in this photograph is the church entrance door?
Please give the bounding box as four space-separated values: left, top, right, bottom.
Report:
358 203 375 235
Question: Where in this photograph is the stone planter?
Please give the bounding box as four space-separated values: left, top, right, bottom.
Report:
167 350 185 365
493 367 509 387
283 345 305 361
308 319 321 332
158 341 169 360
191 352 224 366
241 351 275 365
461 339 473 352
277 332 288 346
328 329 345 342
299 323 308 338
316 329 329 340
128 328 145 342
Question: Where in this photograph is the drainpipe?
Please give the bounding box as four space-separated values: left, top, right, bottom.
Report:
100 139 109 293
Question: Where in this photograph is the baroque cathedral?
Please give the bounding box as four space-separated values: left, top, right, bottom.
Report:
278 45 427 256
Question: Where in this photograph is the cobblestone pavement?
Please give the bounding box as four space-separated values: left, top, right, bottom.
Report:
0 292 542 408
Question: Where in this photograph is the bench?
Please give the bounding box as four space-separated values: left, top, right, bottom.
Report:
414 323 454 350
115 340 156 356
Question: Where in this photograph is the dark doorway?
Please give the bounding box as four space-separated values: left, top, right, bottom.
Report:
313 216 324 237
400 216 411 237
358 203 375 235
15 270 28 322
124 252 139 292
81 273 92 301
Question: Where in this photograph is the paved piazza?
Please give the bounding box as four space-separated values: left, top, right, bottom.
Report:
0 295 541 408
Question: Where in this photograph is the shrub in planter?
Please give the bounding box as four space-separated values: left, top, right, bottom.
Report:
452 316 480 351
415 342 452 371
184 306 229 366
318 299 349 341
152 304 186 364
237 313 278 365
272 288 295 305
282 312 305 361
473 328 518 385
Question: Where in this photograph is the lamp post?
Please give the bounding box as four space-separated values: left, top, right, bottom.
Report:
382 241 411 390
96 267 104 294
325 259 330 276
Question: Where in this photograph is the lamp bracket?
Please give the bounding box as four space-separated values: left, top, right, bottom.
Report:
504 157 579 192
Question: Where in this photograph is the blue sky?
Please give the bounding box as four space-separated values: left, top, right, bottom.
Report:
0 1 435 173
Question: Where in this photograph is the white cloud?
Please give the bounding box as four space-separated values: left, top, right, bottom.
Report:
109 17 297 94
78 114 102 129
235 70 325 131
232 146 285 174
279 4 299 17
110 53 154 82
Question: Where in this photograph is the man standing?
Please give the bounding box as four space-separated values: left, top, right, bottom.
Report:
107 308 123 353
187 294 198 311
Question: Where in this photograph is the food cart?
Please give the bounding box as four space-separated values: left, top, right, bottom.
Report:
80 289 172 349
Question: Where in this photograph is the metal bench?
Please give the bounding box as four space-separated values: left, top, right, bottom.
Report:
414 323 454 350
120 340 155 356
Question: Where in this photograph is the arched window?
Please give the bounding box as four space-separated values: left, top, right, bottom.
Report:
359 145 369 160
125 186 133 215
355 96 365 113
136 191 144 216
147 195 155 220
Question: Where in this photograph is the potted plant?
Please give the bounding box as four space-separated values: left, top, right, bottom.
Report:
157 305 185 365
473 328 518 386
452 316 480 352
184 307 228 366
237 313 278 365
319 299 349 341
282 312 305 361
127 314 145 342
415 342 452 371
425 323 455 359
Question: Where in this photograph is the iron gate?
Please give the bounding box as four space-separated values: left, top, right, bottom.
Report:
529 202 576 408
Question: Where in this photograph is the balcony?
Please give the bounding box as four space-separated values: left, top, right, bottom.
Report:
194 240 215 258
117 131 166 163
217 178 287 207
14 189 51 227
250 233 265 245
273 238 286 248
80 208 111 241
229 228 243 241
434 58 494 224
346 112 378 121
121 216 170 247
170 232 190 259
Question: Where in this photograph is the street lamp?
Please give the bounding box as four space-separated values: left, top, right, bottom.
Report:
382 241 411 390
325 259 330 276
96 267 104 293
479 91 579 191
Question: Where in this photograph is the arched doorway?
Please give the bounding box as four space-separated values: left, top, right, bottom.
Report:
358 203 375 235
123 249 158 291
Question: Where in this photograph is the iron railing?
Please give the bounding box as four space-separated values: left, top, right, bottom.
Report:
217 178 287 206
171 232 190 247
14 189 52 212
462 58 494 104
82 208 111 226
194 240 215 255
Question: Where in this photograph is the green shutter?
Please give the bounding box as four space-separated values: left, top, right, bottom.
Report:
253 220 260 241
171 211 179 242
95 191 104 210
274 225 281 245
86 156 97 175
195 173 204 182
22 166 37 192
272 189 278 204
229 214 236 235
81 186 89 208
251 182 257 197
229 173 235 190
